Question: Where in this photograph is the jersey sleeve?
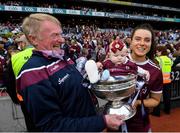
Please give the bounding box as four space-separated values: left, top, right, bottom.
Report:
149 68 163 93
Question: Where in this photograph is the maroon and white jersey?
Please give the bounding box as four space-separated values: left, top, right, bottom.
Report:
133 58 163 97
126 56 163 132
102 59 138 76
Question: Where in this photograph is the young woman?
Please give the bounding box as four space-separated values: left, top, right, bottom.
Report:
126 24 163 132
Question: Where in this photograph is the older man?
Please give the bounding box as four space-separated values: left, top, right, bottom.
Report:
16 13 124 132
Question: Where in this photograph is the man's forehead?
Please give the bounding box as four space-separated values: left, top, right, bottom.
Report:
40 21 61 32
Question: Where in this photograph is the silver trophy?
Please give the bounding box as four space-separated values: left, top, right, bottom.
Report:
92 74 137 120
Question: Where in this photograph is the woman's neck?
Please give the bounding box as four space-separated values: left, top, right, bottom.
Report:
131 53 147 62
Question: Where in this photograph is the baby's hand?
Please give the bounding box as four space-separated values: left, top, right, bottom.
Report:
144 70 150 82
137 67 150 82
96 62 103 71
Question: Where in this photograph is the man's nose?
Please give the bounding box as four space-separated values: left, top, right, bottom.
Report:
58 36 65 43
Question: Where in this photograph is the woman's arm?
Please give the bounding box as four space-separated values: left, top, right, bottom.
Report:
134 92 162 108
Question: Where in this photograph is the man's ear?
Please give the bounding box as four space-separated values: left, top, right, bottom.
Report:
28 34 38 47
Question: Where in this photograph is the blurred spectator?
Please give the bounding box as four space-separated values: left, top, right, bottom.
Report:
152 46 173 116
76 48 89 74
83 40 93 59
1 36 12 50
61 39 70 58
69 39 81 62
95 40 106 62
15 34 29 51
0 46 6 87
173 42 180 57
172 56 180 68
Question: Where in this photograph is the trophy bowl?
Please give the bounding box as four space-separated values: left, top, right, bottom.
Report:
92 74 136 120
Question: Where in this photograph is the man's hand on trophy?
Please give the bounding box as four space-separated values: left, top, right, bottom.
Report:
104 114 125 131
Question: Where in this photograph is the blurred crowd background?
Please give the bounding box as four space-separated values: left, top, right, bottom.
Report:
0 1 179 131
0 0 180 88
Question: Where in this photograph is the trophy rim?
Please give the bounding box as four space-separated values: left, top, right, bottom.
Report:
97 74 136 85
92 74 136 101
93 83 136 92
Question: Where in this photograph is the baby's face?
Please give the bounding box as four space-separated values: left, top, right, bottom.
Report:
109 47 128 65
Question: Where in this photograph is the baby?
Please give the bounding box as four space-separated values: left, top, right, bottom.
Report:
97 39 150 81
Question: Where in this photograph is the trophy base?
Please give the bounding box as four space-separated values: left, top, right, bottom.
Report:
104 102 136 121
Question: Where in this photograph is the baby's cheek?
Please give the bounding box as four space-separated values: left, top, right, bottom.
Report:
120 57 125 63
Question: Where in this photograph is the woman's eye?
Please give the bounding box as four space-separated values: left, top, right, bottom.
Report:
135 38 141 41
145 39 150 42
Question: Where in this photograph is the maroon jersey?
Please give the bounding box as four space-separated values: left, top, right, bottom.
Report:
102 59 138 76
126 58 163 132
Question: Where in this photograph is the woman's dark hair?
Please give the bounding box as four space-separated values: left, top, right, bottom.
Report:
131 23 156 60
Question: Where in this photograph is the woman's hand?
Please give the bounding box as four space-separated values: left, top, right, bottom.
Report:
133 100 141 109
